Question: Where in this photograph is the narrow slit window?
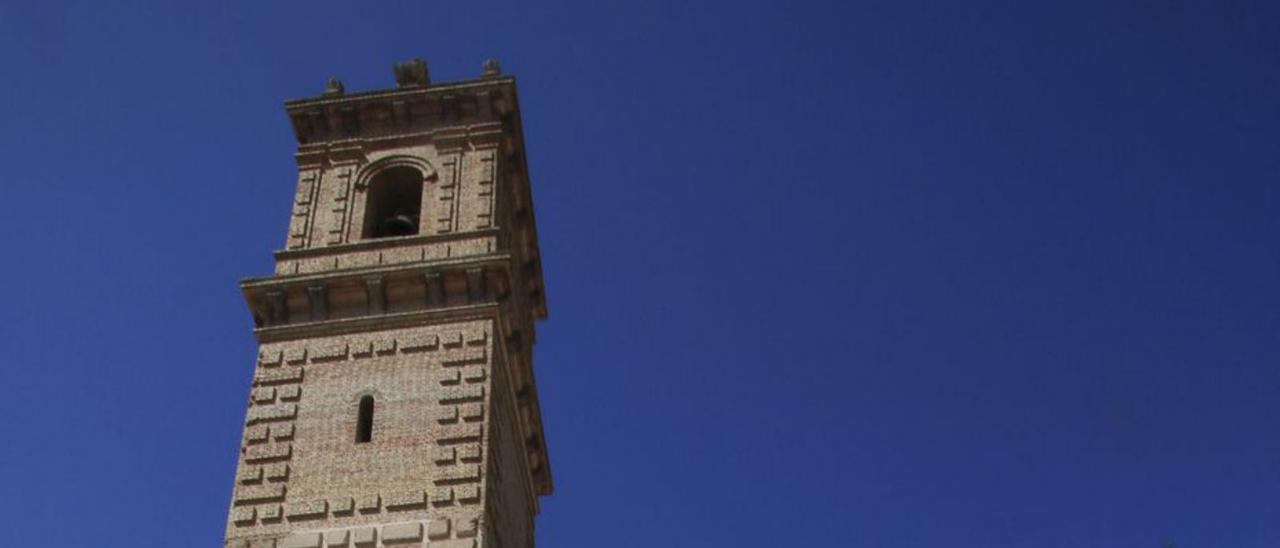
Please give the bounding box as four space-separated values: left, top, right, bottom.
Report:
355 395 375 443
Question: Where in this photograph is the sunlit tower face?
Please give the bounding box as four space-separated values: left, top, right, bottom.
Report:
223 58 553 548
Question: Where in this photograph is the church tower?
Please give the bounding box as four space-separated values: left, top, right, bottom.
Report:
223 58 553 548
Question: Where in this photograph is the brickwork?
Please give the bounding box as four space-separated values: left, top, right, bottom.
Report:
224 59 551 548
226 322 493 547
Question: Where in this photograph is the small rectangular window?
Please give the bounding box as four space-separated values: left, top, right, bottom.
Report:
356 395 375 443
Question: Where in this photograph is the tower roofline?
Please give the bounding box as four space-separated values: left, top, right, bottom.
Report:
284 76 516 111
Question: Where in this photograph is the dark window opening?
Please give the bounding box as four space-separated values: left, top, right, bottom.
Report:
363 166 424 239
355 395 375 443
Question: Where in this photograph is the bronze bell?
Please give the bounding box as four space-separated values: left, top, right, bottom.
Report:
378 212 418 237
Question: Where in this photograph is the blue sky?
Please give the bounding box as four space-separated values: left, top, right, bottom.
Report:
1 1 1278 546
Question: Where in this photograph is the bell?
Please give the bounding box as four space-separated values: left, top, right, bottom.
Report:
378 213 417 237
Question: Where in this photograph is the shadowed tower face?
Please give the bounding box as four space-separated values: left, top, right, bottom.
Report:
224 58 553 548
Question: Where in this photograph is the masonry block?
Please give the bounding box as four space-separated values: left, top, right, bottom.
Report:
232 506 256 525
459 402 484 422
234 483 286 504
311 343 349 362
441 347 486 366
330 497 355 515
357 494 381 513
385 490 429 510
258 349 284 367
438 385 484 403
283 348 308 365
437 463 481 481
244 442 292 463
279 532 322 548
455 515 479 538
374 339 397 355
245 425 270 444
429 540 475 548
252 387 277 404
381 522 424 543
278 385 302 401
351 341 374 358
436 423 482 443
433 446 457 465
401 333 439 352
324 530 349 547
285 500 328 519
264 463 290 482
430 486 453 506
247 404 298 424
427 518 450 540
457 444 481 462
461 365 486 383
441 332 464 348
437 369 462 385
238 466 263 484
435 404 460 424
465 328 488 346
455 484 481 504
259 504 283 521
232 539 279 548
255 368 304 386
351 527 376 547
272 423 296 441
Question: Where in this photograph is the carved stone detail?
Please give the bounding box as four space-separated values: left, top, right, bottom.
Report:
424 272 445 308
392 58 429 88
323 77 344 96
363 276 385 315
307 285 327 321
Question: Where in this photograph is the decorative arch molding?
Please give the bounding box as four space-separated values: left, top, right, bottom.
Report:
350 387 386 404
352 155 438 191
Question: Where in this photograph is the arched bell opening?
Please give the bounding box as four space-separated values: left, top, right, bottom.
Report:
362 166 424 239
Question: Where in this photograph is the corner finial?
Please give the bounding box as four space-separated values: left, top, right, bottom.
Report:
393 58 430 88
481 58 502 77
323 77 345 96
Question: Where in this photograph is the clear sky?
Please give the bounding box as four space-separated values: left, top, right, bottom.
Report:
0 1 1277 546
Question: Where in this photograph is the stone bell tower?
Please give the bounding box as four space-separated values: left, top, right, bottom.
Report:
223 58 553 548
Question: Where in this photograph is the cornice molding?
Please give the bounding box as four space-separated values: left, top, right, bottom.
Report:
252 303 501 343
283 77 515 109
285 77 515 146
247 250 512 288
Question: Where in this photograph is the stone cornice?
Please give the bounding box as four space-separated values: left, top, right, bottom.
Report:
251 303 501 343
244 253 510 289
284 77 516 147
283 76 515 110
291 124 507 167
270 229 503 264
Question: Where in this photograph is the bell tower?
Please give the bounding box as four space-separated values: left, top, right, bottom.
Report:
223 58 553 548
